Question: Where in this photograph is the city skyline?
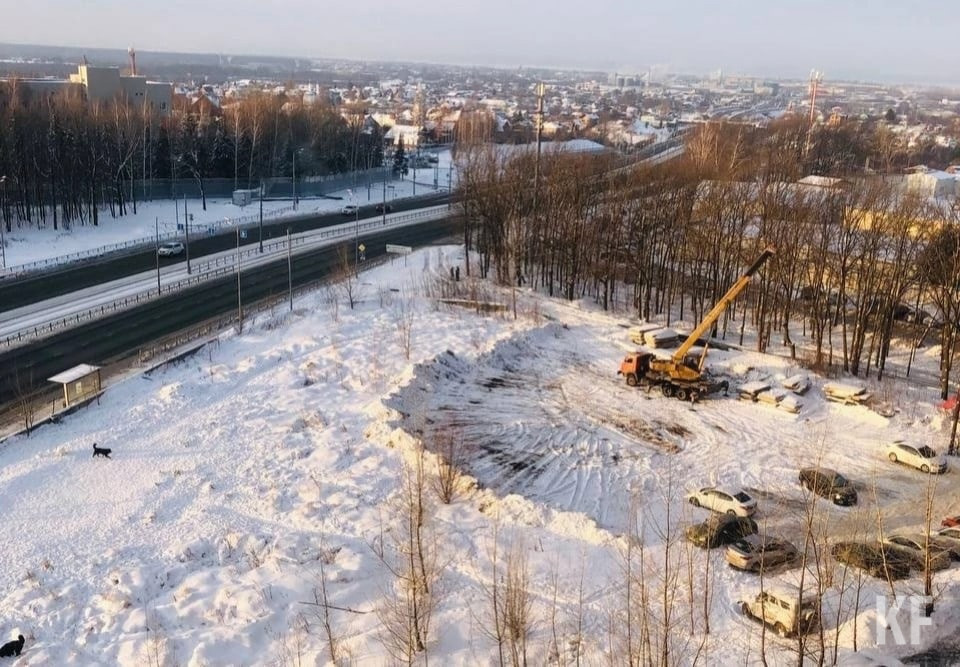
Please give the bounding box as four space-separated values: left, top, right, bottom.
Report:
4 0 957 86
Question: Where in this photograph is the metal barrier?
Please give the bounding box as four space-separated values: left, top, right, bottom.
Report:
2 205 297 278
0 207 450 348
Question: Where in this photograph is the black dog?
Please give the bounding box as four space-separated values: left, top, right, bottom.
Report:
0 634 24 657
92 443 112 459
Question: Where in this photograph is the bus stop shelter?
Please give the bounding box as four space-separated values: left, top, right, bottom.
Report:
47 364 102 408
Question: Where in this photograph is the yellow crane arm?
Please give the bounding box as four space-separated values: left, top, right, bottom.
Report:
672 246 776 363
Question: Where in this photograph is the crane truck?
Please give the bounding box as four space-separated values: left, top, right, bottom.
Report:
618 246 776 402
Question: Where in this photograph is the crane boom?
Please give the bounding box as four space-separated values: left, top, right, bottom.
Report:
672 246 776 362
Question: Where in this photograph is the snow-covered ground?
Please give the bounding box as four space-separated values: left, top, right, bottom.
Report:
2 247 958 665
1 153 454 271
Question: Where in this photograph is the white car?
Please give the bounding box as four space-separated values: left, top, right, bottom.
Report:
341 204 359 215
157 241 185 257
886 442 947 474
687 487 757 517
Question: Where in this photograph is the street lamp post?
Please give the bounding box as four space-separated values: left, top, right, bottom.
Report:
354 190 360 271
292 150 297 211
259 179 264 253
155 217 161 295
382 165 388 226
0 175 7 270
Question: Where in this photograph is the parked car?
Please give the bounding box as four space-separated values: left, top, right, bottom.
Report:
375 203 393 213
883 534 952 571
925 534 960 561
940 526 960 541
740 585 820 637
798 467 857 505
886 442 948 474
831 541 910 580
341 204 359 216
687 487 757 517
157 241 185 257
685 514 758 549
725 535 799 572
941 515 960 528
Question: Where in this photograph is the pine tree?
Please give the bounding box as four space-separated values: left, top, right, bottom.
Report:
393 137 406 175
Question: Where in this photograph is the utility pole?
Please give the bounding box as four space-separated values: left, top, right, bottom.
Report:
382 169 388 225
0 175 7 270
287 228 293 311
354 192 360 274
259 179 264 253
183 193 191 274
292 150 297 211
155 216 160 295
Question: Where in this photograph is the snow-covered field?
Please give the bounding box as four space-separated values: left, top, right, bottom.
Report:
2 152 454 271
1 246 959 665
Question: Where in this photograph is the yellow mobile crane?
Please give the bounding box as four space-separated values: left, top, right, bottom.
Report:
618 246 776 402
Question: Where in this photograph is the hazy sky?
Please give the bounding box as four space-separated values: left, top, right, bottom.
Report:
4 0 955 84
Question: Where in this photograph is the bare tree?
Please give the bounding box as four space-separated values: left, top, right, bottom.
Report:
375 447 439 663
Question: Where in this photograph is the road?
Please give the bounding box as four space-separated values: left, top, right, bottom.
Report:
0 192 450 314
0 205 450 346
0 214 463 406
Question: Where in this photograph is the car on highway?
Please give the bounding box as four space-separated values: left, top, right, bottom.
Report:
831 541 911 580
798 467 857 505
687 487 757 516
883 534 952 571
341 204 359 215
375 203 393 213
886 442 947 474
157 241 185 257
725 535 799 572
685 514 757 549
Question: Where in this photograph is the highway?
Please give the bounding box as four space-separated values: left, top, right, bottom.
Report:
0 205 451 346
0 191 450 314
0 214 463 406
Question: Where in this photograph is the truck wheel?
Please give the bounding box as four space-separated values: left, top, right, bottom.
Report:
741 602 752 618
888 453 898 463
661 384 675 398
626 374 638 387
921 464 930 473
775 622 788 638
676 388 689 401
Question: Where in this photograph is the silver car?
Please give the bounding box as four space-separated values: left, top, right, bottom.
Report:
726 535 799 571
157 241 185 256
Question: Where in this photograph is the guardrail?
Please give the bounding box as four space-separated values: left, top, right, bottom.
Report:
0 207 449 349
1 205 298 279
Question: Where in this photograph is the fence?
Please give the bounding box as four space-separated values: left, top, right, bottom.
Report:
0 207 450 349
2 205 297 278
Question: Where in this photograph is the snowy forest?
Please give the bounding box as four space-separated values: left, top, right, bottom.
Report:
0 83 384 230
455 119 960 401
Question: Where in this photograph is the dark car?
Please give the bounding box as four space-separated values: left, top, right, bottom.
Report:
375 203 393 213
799 467 857 506
686 514 758 549
831 541 910 580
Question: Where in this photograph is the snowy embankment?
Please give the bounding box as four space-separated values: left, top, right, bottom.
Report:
1 246 959 664
2 150 454 270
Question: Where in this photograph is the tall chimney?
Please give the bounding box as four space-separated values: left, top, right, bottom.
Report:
128 46 137 76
